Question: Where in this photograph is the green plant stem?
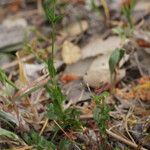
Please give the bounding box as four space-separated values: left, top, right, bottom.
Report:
51 22 55 60
127 13 133 29
51 128 59 142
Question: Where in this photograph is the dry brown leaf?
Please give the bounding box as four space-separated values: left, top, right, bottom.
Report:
60 73 79 84
62 41 81 64
136 39 150 48
16 52 28 86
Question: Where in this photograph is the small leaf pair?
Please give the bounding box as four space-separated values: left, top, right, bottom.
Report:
109 48 125 75
0 68 18 90
43 0 62 24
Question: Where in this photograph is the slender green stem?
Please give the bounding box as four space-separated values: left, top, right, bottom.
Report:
128 15 133 29
51 22 55 60
51 128 59 142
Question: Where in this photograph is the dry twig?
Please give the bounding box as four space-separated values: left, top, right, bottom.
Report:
80 114 147 150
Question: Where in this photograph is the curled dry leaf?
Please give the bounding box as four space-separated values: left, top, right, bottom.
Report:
136 39 150 48
62 40 81 64
60 73 79 84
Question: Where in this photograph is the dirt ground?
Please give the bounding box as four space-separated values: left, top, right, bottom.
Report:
0 0 150 149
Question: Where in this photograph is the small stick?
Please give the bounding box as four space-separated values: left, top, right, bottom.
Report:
106 129 147 150
53 120 81 150
12 146 33 150
54 120 72 140
124 107 136 144
2 54 34 70
134 52 145 76
80 115 147 150
80 114 92 120
14 73 49 99
40 118 49 136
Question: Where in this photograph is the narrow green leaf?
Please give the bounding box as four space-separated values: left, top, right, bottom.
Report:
0 110 19 126
109 48 125 74
24 131 56 150
0 128 20 140
0 68 18 90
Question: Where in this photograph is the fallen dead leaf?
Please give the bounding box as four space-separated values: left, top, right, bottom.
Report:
136 39 150 48
60 73 79 84
62 40 81 64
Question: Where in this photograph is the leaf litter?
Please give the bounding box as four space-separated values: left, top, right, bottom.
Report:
0 0 150 149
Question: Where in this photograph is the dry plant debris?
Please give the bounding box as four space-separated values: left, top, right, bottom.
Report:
0 0 150 150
